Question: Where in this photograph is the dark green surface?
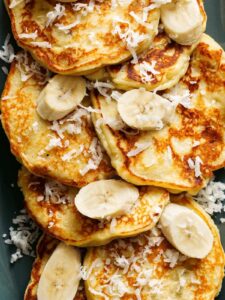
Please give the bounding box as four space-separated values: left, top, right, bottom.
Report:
0 0 225 299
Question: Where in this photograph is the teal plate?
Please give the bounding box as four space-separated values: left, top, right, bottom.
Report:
0 0 225 299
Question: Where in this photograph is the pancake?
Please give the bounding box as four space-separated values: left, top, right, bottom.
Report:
84 194 225 300
18 167 169 247
1 52 114 187
91 34 225 193
24 234 87 300
5 0 160 75
108 32 197 91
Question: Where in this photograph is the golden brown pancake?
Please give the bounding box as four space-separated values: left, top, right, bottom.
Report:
18 167 169 247
1 52 114 187
24 234 86 300
108 32 197 91
5 0 160 74
91 34 225 193
84 194 225 300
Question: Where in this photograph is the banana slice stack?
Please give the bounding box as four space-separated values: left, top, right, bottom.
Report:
1 0 225 299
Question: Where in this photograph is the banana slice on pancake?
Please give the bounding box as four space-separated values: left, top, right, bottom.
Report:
161 0 207 45
75 179 139 219
37 75 86 121
1 52 114 187
84 194 225 300
160 203 213 259
117 89 174 131
25 235 86 300
108 32 197 92
18 167 169 247
91 34 225 193
37 242 81 300
5 0 160 74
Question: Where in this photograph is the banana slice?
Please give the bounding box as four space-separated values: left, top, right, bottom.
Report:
159 203 214 259
161 0 206 45
36 74 86 121
37 242 81 300
117 89 173 131
74 179 139 219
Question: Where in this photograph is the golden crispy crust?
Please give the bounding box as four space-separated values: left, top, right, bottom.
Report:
18 167 169 247
84 195 225 300
1 53 114 187
5 0 160 74
108 32 196 91
91 34 225 192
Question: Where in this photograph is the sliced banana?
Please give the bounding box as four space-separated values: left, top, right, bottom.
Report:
36 74 86 121
159 203 214 259
74 179 139 219
161 0 206 45
117 89 173 131
37 242 81 300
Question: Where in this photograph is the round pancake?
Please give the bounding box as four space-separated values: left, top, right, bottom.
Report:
84 195 225 300
5 0 160 74
91 34 225 193
1 52 114 187
24 234 86 300
108 32 197 91
18 167 169 247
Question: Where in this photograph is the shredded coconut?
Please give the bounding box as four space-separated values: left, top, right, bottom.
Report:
163 84 192 109
61 145 84 161
187 156 202 178
18 31 38 40
0 34 15 63
46 3 65 27
194 180 225 216
79 138 103 175
15 51 50 83
2 209 40 263
30 41 52 48
112 22 149 64
55 17 81 33
139 61 159 83
43 180 72 204
72 0 95 16
127 141 151 157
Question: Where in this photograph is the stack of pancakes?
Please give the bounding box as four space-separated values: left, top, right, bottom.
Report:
1 0 225 299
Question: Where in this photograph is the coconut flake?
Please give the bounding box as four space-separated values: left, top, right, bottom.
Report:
18 31 38 40
61 145 84 161
79 138 103 175
187 156 202 178
127 141 151 157
2 209 40 263
30 41 52 48
139 60 159 83
0 34 15 63
194 180 225 215
46 3 65 27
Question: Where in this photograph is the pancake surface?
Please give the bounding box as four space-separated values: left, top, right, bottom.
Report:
108 32 196 91
5 0 160 74
18 167 169 247
92 34 225 193
84 194 225 300
24 234 86 300
1 52 114 187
